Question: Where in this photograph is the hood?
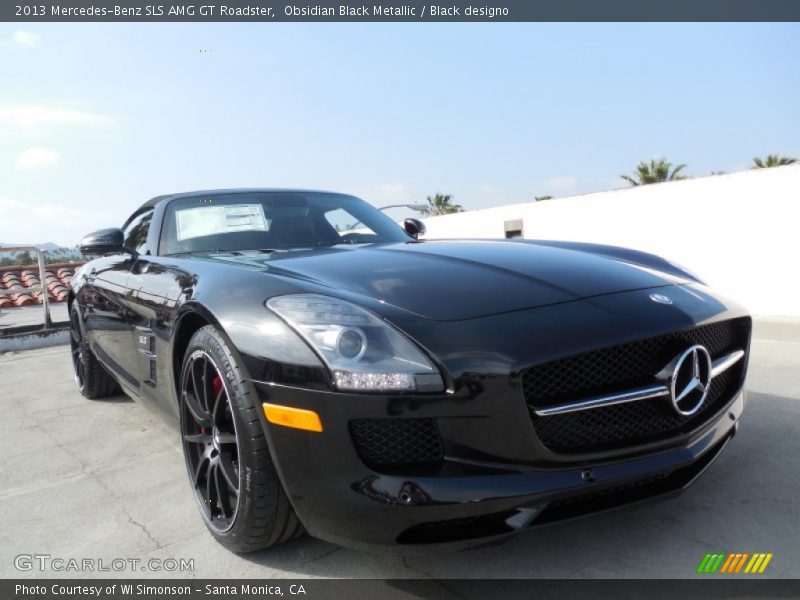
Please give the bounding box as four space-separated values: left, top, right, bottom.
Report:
197 240 685 321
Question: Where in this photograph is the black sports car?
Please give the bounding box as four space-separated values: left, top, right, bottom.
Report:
69 189 750 552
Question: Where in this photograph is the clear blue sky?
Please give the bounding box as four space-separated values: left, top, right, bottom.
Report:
1 23 798 246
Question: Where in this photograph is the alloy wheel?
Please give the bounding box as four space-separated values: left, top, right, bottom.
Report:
180 350 241 532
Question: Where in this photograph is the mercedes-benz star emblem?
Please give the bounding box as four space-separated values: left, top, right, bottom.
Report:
650 293 673 305
670 345 712 416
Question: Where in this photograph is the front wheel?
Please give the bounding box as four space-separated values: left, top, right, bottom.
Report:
179 325 303 553
69 303 119 399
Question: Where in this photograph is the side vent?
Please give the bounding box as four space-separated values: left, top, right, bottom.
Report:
149 358 158 384
135 328 158 388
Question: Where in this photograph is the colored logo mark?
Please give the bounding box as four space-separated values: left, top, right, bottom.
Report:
697 552 773 574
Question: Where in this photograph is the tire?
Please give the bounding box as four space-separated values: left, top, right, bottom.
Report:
179 325 303 553
69 303 119 399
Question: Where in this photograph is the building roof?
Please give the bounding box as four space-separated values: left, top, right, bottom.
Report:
0 262 83 308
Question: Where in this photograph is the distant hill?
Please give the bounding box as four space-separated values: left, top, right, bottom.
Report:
0 243 83 261
0 242 61 252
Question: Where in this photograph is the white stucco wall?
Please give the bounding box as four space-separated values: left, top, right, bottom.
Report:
420 165 800 317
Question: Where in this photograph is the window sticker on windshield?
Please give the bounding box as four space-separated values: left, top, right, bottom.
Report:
175 204 269 241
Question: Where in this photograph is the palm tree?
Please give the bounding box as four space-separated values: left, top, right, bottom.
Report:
423 193 463 216
752 155 797 169
621 158 687 186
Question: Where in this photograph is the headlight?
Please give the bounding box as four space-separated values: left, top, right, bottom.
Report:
266 294 444 392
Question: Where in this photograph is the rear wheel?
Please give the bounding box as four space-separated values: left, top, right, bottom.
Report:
179 325 303 552
69 303 119 399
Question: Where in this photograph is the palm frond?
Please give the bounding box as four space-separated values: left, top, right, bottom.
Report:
670 164 687 180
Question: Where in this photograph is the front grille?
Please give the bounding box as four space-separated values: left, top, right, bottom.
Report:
524 318 750 453
533 366 741 452
350 418 444 471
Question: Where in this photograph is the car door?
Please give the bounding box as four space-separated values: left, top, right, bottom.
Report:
82 252 138 391
84 209 155 394
126 257 193 402
119 207 191 403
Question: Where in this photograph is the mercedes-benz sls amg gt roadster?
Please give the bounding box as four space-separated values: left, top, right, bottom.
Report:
68 189 751 553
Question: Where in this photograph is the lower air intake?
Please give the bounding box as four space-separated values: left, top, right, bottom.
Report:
349 418 444 471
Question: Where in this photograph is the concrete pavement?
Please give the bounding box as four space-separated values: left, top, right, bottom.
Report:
0 323 798 579
0 303 68 330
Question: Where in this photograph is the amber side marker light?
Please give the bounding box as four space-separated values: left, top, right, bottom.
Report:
263 403 323 432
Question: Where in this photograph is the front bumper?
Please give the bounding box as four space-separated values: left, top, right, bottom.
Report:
250 374 745 552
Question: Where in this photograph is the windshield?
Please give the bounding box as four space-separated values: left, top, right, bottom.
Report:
159 191 410 255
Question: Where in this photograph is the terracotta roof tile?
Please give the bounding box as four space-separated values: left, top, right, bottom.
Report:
0 262 84 307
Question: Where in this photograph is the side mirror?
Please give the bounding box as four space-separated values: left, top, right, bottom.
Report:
79 228 130 258
403 218 426 240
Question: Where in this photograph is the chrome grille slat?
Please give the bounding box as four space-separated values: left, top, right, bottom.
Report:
533 349 745 417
